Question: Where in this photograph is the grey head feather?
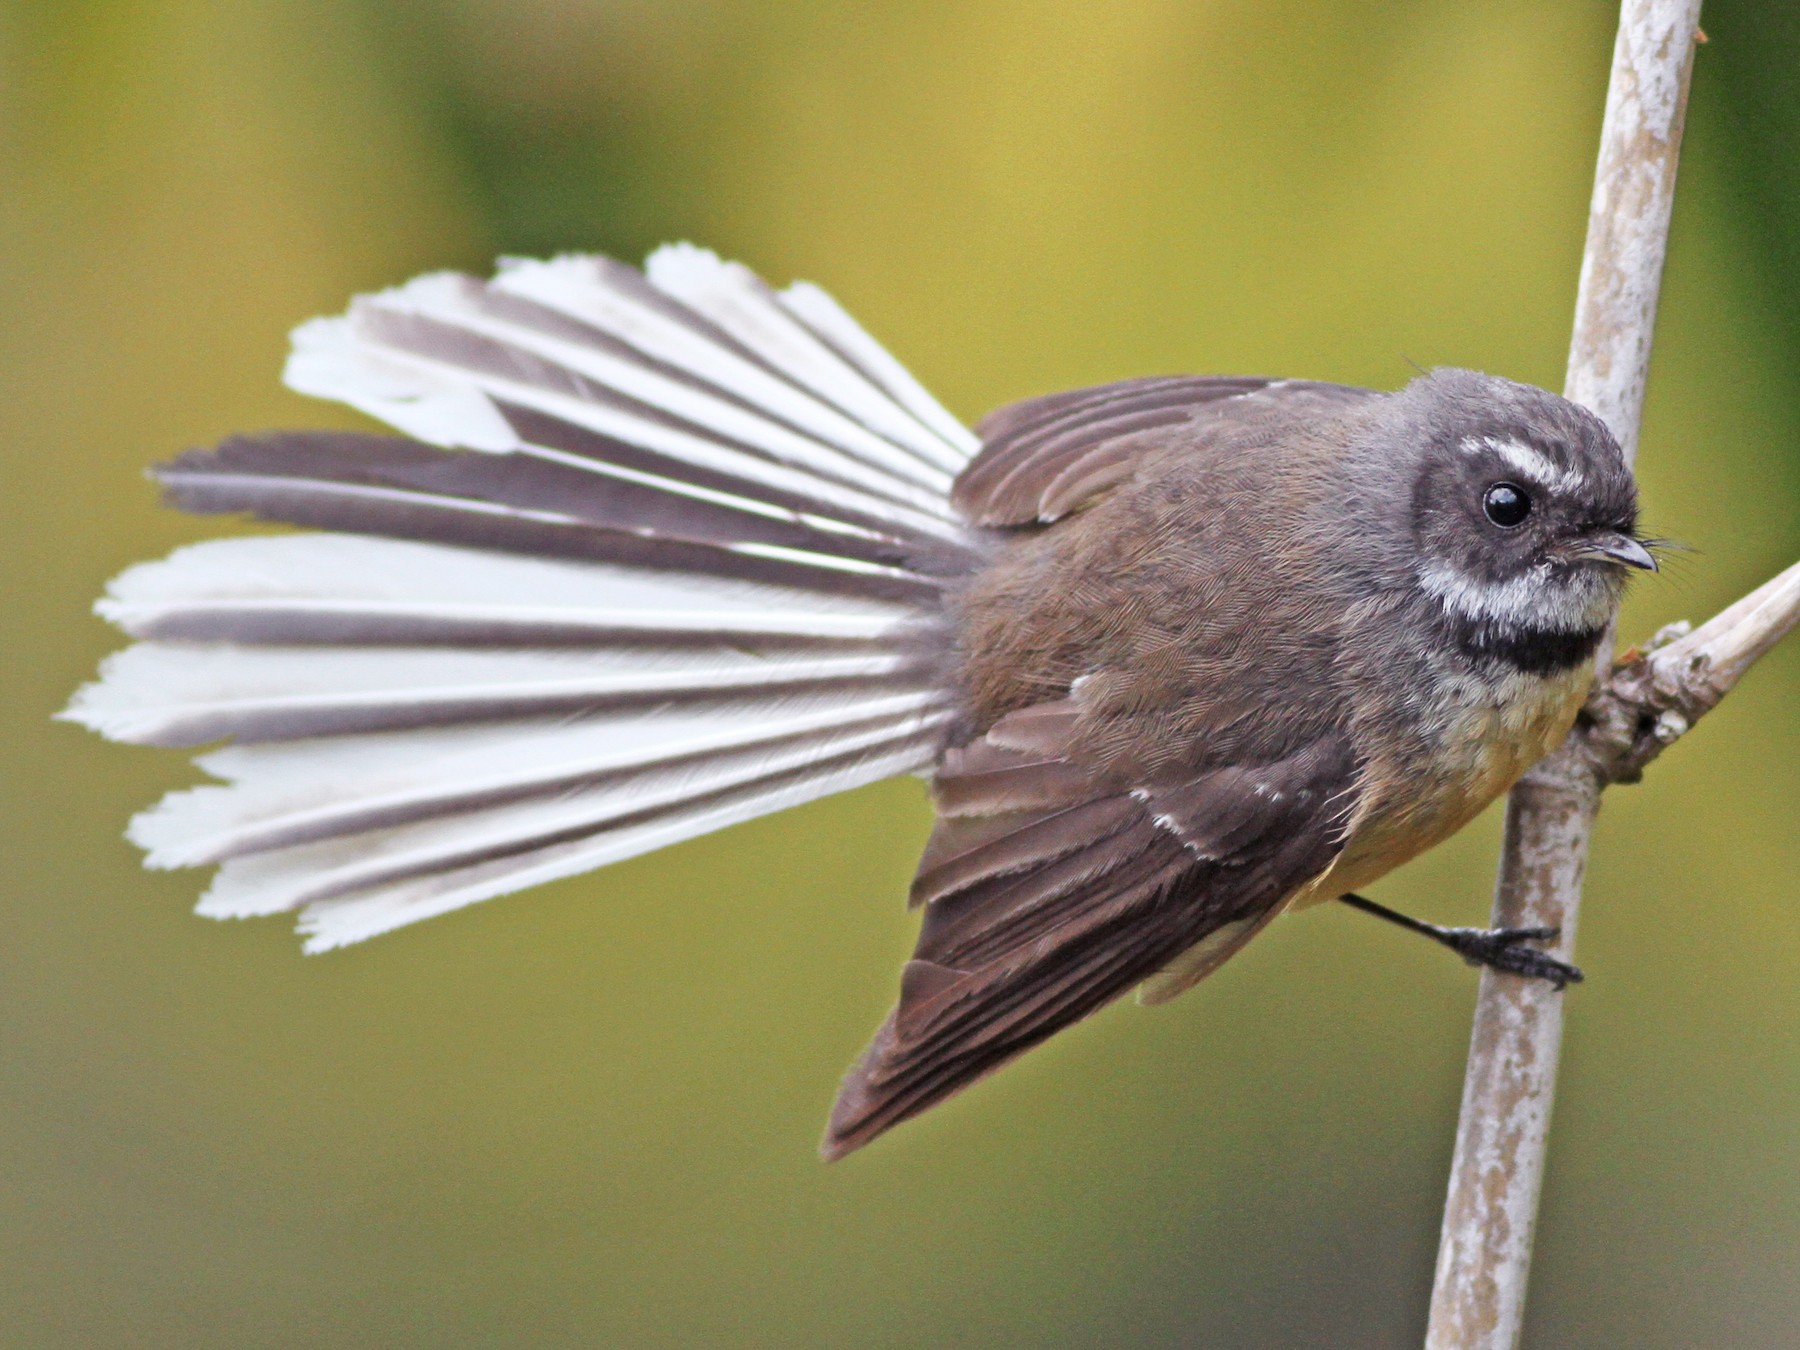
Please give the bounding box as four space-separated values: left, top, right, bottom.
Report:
1385 368 1644 675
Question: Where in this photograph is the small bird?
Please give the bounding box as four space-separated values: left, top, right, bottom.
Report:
64 248 1656 1159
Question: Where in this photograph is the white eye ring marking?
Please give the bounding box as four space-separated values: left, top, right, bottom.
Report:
1459 435 1587 496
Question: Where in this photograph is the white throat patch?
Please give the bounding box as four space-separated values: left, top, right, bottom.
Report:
1417 558 1613 633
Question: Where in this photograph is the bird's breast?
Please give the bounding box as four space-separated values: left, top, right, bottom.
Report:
1288 657 1592 909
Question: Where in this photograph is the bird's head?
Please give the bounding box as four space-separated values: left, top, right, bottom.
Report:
1396 368 1654 662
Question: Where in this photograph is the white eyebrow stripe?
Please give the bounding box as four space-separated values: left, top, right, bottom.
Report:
1460 435 1587 494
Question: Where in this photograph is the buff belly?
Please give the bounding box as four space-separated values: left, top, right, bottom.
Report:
1287 660 1593 912
1138 661 1592 1004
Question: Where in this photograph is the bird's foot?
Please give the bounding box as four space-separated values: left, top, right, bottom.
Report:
1336 894 1585 990
1436 925 1584 990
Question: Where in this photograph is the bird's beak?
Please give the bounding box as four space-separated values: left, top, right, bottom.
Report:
1577 531 1659 571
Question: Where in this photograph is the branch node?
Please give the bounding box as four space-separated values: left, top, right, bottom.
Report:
1642 618 1693 654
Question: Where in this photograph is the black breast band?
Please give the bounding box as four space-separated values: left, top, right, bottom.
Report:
1444 613 1606 678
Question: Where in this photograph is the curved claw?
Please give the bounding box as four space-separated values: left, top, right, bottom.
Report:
1442 925 1584 990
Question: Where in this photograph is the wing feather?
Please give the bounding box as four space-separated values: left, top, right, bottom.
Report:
824 708 1358 1158
955 377 1374 526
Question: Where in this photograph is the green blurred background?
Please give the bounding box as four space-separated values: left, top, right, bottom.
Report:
3 2 1797 1346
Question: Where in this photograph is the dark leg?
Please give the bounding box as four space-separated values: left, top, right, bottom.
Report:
1338 893 1584 990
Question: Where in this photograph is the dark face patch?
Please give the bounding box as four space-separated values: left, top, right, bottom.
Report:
1399 370 1644 675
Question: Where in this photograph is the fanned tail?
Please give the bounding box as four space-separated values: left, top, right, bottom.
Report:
64 247 980 950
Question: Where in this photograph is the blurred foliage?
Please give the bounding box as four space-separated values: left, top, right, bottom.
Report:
1706 1 1800 399
2 2 1797 1347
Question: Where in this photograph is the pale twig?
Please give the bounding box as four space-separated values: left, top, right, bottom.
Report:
1421 558 1800 1350
1582 560 1800 787
1424 2 1708 1347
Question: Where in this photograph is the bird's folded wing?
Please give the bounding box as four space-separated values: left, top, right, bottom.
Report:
954 376 1374 527
823 701 1359 1157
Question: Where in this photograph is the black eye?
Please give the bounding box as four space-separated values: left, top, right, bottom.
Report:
1483 482 1532 528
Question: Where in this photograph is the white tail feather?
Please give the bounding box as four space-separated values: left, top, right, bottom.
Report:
285 316 520 451
292 738 940 952
96 535 913 641
63 643 918 747
72 247 974 947
775 280 979 468
193 712 946 918
641 246 967 472
489 257 957 492
287 306 968 545
135 691 944 867
361 270 952 508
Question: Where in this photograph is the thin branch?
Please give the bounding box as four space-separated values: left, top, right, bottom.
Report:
1583 559 1800 787
1424 3 1707 1348
1420 556 1800 1350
